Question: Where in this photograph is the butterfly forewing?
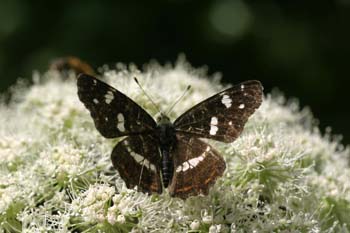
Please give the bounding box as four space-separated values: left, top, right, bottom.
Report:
168 135 226 199
174 80 263 143
77 74 157 138
111 135 162 194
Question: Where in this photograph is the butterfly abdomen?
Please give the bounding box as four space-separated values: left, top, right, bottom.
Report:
156 120 177 187
161 149 173 187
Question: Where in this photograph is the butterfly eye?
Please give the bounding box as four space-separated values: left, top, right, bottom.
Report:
155 114 162 122
156 114 171 124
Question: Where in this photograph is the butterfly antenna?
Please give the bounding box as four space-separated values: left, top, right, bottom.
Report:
134 77 163 114
165 85 191 115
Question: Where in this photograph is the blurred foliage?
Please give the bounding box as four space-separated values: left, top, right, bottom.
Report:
0 0 349 144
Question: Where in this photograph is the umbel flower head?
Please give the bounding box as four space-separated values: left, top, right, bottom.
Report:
0 56 350 232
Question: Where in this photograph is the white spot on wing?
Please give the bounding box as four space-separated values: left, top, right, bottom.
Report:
239 104 245 109
105 91 114 104
241 84 245 90
175 165 182 173
221 95 232 108
180 162 190 172
210 116 219 135
130 150 156 172
176 150 209 173
93 98 99 104
188 156 205 168
229 121 232 125
93 79 97 85
149 164 156 172
117 113 125 132
210 125 218 135
210 116 218 125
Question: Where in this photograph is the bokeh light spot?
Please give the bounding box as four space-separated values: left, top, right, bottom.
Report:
209 0 252 40
0 0 23 37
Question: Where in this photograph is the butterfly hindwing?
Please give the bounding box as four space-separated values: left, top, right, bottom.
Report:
174 80 263 143
168 135 226 199
77 74 157 138
111 135 162 194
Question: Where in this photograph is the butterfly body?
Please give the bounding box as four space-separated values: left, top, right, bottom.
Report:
77 73 263 199
155 115 177 187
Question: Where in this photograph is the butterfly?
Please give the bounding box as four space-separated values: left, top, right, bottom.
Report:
50 56 95 77
77 73 263 199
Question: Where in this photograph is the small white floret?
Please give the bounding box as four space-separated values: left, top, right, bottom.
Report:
190 220 200 230
116 214 126 224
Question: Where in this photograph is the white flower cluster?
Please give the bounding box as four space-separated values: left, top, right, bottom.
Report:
0 57 349 232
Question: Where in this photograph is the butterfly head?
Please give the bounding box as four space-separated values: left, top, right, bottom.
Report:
156 113 171 125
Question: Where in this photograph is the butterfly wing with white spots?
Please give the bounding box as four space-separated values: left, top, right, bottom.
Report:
78 73 263 199
111 135 162 194
77 74 157 138
168 134 226 199
174 80 263 143
78 74 162 194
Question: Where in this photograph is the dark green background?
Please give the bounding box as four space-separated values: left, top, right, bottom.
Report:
0 0 349 144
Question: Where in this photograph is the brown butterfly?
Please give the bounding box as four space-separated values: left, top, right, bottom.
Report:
77 73 263 199
50 56 95 77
